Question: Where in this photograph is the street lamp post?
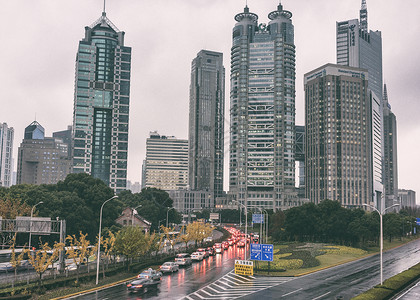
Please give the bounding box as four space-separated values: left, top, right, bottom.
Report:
28 201 44 250
96 195 118 285
131 205 142 226
166 207 175 228
232 200 248 260
363 203 399 285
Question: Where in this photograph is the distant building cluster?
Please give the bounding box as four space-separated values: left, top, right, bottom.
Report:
1 1 417 213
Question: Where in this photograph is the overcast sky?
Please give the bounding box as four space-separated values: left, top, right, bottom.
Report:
1 0 419 203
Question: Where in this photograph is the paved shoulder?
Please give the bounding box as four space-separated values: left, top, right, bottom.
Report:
179 271 293 300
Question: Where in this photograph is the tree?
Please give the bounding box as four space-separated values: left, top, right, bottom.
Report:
8 234 26 283
114 226 147 271
101 231 116 277
26 240 64 289
65 232 94 283
0 195 32 219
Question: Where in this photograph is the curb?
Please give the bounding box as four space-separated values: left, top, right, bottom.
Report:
51 275 137 300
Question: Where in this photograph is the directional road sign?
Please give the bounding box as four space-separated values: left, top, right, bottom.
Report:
252 214 264 224
416 218 420 226
261 244 274 262
250 244 262 260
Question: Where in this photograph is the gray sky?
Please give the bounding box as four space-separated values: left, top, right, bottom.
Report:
1 0 419 203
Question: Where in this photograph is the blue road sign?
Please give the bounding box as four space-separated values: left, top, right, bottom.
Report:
250 244 273 261
261 244 273 262
252 214 264 224
416 218 420 226
250 244 262 260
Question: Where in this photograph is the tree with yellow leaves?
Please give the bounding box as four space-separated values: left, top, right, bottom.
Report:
160 225 181 253
185 222 214 247
65 232 94 283
101 231 116 278
25 240 64 289
8 234 26 283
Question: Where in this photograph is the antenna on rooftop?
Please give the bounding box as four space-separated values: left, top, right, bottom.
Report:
103 0 106 15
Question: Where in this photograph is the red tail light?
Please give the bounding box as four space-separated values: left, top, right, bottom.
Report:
127 284 132 287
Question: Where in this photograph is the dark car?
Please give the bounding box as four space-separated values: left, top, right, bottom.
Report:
126 278 160 293
206 247 215 256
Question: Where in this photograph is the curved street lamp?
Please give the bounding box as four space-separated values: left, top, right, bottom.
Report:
363 203 399 285
96 195 118 285
28 201 44 250
131 205 142 226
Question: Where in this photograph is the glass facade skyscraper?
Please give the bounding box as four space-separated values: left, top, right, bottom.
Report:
188 50 225 199
229 4 296 210
336 0 384 207
72 10 131 193
0 123 14 187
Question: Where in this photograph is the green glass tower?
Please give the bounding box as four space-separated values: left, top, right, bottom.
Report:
72 9 131 193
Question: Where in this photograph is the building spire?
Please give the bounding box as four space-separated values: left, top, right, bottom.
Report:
102 0 106 16
383 84 388 101
360 0 368 32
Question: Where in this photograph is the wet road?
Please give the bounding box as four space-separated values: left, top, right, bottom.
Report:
69 244 249 300
238 238 420 300
393 279 420 300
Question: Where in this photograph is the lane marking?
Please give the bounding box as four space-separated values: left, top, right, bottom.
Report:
281 288 303 297
312 291 331 300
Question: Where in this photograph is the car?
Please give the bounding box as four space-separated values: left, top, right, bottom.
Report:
191 252 205 261
127 278 160 293
160 262 179 273
213 243 223 254
227 238 235 246
221 241 229 250
204 236 213 242
175 253 192 266
237 240 246 247
206 247 215 256
137 268 162 281
197 248 209 258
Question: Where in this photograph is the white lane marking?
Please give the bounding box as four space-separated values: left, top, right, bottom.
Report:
312 291 331 300
281 288 303 297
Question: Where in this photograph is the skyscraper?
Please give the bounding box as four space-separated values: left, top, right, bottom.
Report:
17 121 71 185
72 8 131 193
0 123 14 187
188 50 225 199
143 131 188 191
336 0 384 207
305 64 372 206
383 84 398 207
229 3 296 210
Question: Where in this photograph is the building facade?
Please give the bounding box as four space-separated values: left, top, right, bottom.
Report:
229 4 297 210
72 9 131 193
383 85 398 208
188 50 225 199
0 123 14 187
305 64 372 207
142 132 188 191
17 121 71 185
398 189 416 209
336 0 384 207
168 189 214 213
295 125 305 197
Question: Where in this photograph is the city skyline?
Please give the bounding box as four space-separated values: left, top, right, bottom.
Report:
0 0 419 203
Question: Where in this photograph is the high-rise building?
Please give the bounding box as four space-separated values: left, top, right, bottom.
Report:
383 84 398 207
17 121 71 185
53 125 72 158
295 125 305 197
336 0 384 207
0 123 14 187
72 8 131 193
304 64 372 207
142 131 188 191
398 189 416 209
188 50 225 199
229 3 296 210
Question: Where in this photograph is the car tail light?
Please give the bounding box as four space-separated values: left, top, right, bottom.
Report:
127 284 132 287
135 284 143 288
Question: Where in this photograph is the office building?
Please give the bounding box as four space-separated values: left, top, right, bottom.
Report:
383 85 398 207
305 64 372 207
72 8 131 193
188 50 225 199
142 131 188 191
168 189 214 213
229 3 297 210
0 123 14 187
398 189 416 209
336 0 384 207
53 126 72 158
16 121 71 185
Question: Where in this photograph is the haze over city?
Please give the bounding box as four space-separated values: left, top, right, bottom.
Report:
0 0 419 202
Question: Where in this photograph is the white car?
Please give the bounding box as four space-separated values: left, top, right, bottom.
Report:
160 262 179 273
191 252 205 261
175 253 192 266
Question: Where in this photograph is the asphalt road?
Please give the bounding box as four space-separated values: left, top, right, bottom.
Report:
238 238 420 300
392 278 420 300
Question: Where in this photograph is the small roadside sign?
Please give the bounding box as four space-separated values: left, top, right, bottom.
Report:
234 260 253 276
252 214 264 224
416 218 420 226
